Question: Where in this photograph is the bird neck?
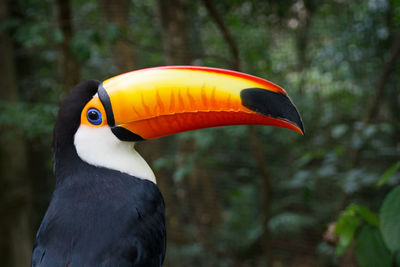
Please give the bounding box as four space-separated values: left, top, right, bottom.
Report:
74 125 156 183
55 125 156 184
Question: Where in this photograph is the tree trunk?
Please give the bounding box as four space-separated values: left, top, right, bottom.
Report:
98 0 136 73
349 33 400 168
295 0 315 94
158 0 192 65
0 0 32 266
201 0 240 70
365 33 400 124
56 0 80 92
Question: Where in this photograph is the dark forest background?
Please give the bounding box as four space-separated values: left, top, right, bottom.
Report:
1 0 400 266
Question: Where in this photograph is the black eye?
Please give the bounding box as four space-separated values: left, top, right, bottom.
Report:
87 108 102 125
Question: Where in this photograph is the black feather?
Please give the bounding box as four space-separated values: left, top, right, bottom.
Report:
32 81 166 266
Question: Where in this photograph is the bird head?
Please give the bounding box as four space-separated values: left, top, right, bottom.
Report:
56 66 303 183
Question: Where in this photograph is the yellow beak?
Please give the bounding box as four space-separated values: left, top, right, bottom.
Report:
81 66 304 141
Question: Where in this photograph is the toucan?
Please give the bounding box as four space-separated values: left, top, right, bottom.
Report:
31 66 304 266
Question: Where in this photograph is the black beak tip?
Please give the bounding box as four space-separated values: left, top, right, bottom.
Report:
297 120 305 135
240 88 305 135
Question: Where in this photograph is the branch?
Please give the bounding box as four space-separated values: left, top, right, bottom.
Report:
56 0 80 92
201 0 240 70
365 33 400 123
349 33 400 168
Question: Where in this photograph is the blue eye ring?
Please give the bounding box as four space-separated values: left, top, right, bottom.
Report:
87 108 103 125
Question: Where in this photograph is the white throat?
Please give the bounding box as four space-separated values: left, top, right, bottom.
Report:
74 125 156 183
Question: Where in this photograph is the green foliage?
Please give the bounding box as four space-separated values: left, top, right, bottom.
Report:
0 101 57 141
3 0 400 265
355 225 392 267
377 161 400 187
71 35 92 63
380 186 400 252
355 205 380 227
220 184 262 250
269 212 315 235
335 182 400 266
335 206 361 255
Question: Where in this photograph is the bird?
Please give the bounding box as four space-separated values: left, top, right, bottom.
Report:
31 66 304 266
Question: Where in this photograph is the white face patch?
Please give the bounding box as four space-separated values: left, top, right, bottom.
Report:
74 125 156 183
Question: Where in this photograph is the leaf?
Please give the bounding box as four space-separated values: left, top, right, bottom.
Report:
334 203 380 255
355 225 392 267
334 209 360 255
376 161 400 187
380 185 400 252
354 205 379 227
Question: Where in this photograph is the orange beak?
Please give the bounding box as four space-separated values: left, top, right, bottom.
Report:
81 66 304 141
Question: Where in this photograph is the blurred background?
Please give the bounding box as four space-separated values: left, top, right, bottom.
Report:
1 0 399 266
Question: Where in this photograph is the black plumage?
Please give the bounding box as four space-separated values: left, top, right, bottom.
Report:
31 81 166 266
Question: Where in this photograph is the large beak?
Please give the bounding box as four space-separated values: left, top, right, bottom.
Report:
82 66 304 141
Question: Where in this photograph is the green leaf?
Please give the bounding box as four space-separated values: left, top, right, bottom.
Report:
335 209 360 255
354 205 379 227
380 185 400 252
376 161 400 187
334 203 379 255
355 225 392 267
